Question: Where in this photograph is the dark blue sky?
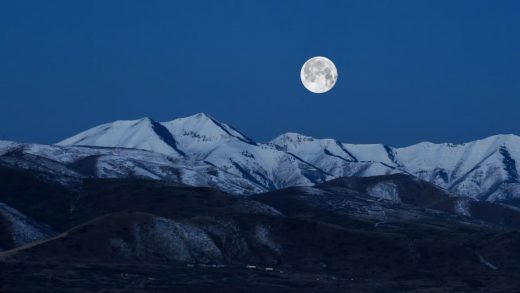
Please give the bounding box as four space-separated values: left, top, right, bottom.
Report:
1 1 519 146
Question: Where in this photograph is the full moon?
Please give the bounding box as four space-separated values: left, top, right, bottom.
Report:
300 56 338 93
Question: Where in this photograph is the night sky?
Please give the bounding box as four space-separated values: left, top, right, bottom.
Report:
1 1 519 146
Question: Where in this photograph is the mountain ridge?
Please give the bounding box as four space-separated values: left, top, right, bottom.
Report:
3 113 520 202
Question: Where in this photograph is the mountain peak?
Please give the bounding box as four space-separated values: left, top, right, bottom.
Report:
270 132 315 144
137 116 155 123
56 117 184 158
173 112 214 123
191 112 212 119
162 114 254 145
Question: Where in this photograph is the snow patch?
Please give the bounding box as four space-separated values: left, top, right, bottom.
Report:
476 252 498 270
366 182 401 203
0 202 55 246
131 217 223 263
254 224 282 254
454 199 471 217
0 141 18 155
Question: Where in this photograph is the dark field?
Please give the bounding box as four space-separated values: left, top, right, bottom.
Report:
2 261 520 292
1 168 520 292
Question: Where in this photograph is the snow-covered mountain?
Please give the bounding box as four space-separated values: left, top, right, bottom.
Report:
271 133 520 203
0 142 262 194
57 117 185 158
270 132 401 178
59 113 332 192
2 112 518 203
392 135 520 202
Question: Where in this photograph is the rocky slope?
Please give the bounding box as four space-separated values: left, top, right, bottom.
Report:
1 167 520 291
